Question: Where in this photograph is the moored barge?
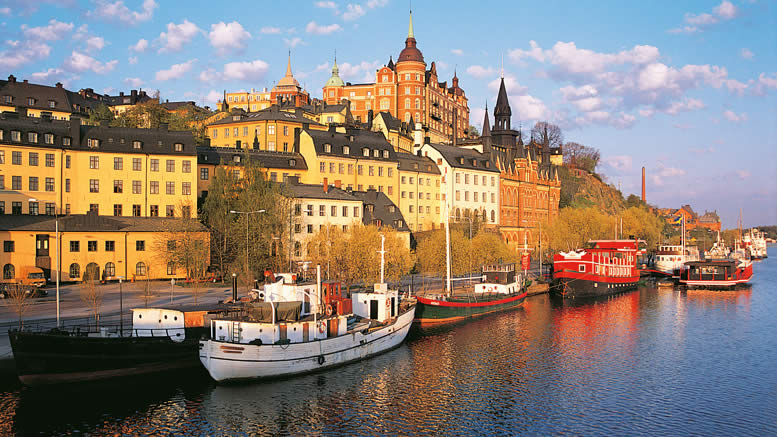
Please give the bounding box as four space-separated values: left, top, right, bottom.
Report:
679 259 753 289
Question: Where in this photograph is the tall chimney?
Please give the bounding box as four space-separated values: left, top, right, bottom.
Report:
323 177 328 193
641 166 646 203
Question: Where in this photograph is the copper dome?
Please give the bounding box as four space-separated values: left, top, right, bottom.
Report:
398 37 425 64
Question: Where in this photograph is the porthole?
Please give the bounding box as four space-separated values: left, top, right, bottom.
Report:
174 316 178 321
218 326 223 330
176 333 181 337
293 327 297 331
259 329 263 333
138 314 143 319
164 315 168 320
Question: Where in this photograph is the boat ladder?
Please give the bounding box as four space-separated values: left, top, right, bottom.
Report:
231 322 241 343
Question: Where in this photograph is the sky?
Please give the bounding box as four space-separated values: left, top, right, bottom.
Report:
1 0 776 228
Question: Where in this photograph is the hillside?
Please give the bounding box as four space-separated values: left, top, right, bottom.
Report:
558 166 627 214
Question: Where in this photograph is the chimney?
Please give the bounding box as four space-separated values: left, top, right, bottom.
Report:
119 92 124 97
8 75 16 83
641 166 646 203
55 82 63 88
23 79 28 84
323 178 329 193
334 180 341 189
131 90 138 100
367 110 374 129
69 115 81 146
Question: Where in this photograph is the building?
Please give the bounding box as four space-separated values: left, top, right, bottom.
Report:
102 90 155 116
665 205 721 231
322 11 469 144
0 212 209 283
206 107 324 150
219 54 310 112
350 189 411 247
296 126 401 205
395 152 441 232
371 111 415 153
1 75 102 120
0 112 197 218
416 142 500 227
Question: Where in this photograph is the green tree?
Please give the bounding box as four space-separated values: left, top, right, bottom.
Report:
88 104 115 125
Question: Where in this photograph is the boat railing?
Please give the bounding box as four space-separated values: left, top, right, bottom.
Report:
8 322 185 338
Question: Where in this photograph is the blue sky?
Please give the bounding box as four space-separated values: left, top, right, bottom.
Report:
1 0 775 227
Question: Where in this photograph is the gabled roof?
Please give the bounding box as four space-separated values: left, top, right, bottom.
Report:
207 106 321 126
699 210 720 223
350 190 411 232
0 75 101 114
426 143 499 173
286 178 359 201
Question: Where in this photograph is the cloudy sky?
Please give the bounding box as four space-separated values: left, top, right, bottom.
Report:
2 0 775 227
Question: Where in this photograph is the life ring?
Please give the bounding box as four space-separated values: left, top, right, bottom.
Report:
325 304 333 317
488 286 493 293
385 298 391 311
318 321 326 334
317 355 325 365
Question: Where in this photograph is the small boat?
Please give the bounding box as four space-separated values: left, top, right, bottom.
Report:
414 263 528 326
705 232 730 260
9 305 233 386
743 228 768 259
551 239 646 299
679 258 753 289
655 244 700 277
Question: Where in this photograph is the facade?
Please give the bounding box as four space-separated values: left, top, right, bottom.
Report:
1 75 101 120
206 107 324 150
220 55 309 112
0 213 209 283
396 152 441 232
665 205 721 231
0 112 197 218
416 142 500 227
322 12 469 144
351 189 411 247
372 111 414 153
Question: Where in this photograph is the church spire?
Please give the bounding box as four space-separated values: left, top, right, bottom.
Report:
408 9 414 38
482 102 491 137
285 50 293 78
494 77 511 130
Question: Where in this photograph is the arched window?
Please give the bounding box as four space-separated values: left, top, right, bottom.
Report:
105 262 115 278
136 262 147 276
69 263 80 279
85 263 100 281
404 98 410 109
491 210 495 222
404 112 411 122
415 112 420 122
3 264 14 280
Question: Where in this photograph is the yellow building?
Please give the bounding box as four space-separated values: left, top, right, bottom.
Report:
206 107 325 150
372 111 414 153
1 75 100 121
220 55 310 112
297 127 401 206
0 213 209 282
396 152 441 232
0 112 197 218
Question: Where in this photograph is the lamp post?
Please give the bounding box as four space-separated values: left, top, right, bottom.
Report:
170 278 175 303
118 276 124 335
230 209 266 278
450 214 473 286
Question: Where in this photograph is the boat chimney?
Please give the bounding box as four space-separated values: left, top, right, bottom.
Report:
641 166 646 203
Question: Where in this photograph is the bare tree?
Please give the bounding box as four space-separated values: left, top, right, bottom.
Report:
563 142 601 172
79 280 105 328
531 121 564 148
155 201 210 283
5 284 32 329
137 263 155 307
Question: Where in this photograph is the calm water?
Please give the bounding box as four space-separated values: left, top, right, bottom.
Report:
2 248 776 436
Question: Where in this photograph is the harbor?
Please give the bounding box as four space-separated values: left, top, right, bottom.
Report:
0 246 774 435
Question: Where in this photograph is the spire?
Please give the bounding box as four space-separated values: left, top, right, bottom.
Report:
325 53 345 87
285 50 293 77
408 9 414 38
494 77 511 116
482 102 491 137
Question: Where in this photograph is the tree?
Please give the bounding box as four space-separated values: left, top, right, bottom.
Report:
80 279 105 328
531 121 564 148
88 104 115 125
625 194 645 208
137 262 155 307
563 142 600 173
5 283 32 329
468 124 480 137
155 201 210 282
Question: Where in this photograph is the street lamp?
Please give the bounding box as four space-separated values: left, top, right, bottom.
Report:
33 198 61 327
118 276 124 335
230 209 266 277
170 278 175 304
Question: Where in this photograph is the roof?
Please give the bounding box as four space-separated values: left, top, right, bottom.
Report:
494 77 511 117
424 143 499 173
395 152 440 175
304 127 397 162
0 75 101 115
324 59 345 88
101 90 154 107
350 190 411 232
286 178 360 201
0 212 207 233
160 101 198 111
207 107 321 127
275 54 300 88
699 210 721 223
397 12 424 64
197 146 307 170
481 103 491 137
0 112 196 156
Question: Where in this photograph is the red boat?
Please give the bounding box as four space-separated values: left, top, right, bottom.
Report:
679 259 753 289
551 239 646 299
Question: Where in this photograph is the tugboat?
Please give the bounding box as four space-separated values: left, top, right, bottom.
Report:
551 239 646 299
9 305 234 386
199 240 416 383
655 244 700 278
680 258 753 289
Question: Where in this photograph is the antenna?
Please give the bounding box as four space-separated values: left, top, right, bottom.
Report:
500 52 504 78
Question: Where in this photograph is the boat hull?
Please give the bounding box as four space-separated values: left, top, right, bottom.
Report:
551 277 639 299
414 292 526 326
199 307 415 383
9 329 205 386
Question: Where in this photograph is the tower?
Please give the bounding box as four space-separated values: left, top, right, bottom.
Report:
323 54 345 105
481 102 492 152
641 166 646 203
396 10 426 124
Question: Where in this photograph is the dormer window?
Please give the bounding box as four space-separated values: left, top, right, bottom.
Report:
87 138 100 148
27 98 35 106
63 137 71 146
343 145 350 155
28 132 38 143
157 141 163 146
458 157 464 165
388 205 395 213
200 154 208 161
289 159 296 166
363 148 369 157
472 159 477 167
108 138 114 143
373 149 379 158
133 141 142 149
485 161 490 168
3 95 11 104
48 100 56 108
119 138 125 144
412 163 418 170
44 133 54 144
324 143 332 153
233 155 241 163
174 143 183 152
382 150 389 158
232 115 240 121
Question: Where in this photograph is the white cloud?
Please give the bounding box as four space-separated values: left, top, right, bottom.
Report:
155 59 196 81
86 36 105 51
314 1 336 8
284 37 304 48
466 65 494 79
753 72 777 95
205 90 223 106
0 7 10 15
157 20 200 53
740 48 754 60
511 95 548 121
0 40 51 69
342 4 365 21
665 97 705 115
296 62 330 79
199 68 219 82
63 51 118 74
487 75 527 96
508 40 546 63
22 19 73 41
670 1 737 34
561 84 603 111
338 60 381 80
672 123 693 130
306 21 342 34
260 26 282 34
602 155 633 174
123 77 143 87
87 0 157 25
450 49 463 56
29 68 65 83
223 60 270 81
130 38 148 53
128 56 138 65
713 0 737 19
366 0 389 7
722 110 747 122
209 21 251 54
510 40 659 75
651 164 686 186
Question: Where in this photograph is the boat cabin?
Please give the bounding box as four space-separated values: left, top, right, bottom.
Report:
684 260 740 282
132 308 186 341
261 272 319 316
322 281 353 315
352 283 400 323
475 264 522 294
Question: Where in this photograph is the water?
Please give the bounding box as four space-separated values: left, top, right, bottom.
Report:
2 248 776 436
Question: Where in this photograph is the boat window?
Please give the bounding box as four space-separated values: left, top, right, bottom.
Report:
579 264 586 272
138 314 142 319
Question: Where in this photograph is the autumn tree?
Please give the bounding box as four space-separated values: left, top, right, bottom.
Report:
563 142 601 173
136 262 155 307
87 104 115 125
531 121 564 148
155 201 210 281
80 279 105 328
5 284 32 329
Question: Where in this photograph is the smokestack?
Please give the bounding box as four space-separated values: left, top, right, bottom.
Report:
641 166 646 203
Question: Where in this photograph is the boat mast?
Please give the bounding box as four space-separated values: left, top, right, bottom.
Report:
378 234 386 284
445 196 452 296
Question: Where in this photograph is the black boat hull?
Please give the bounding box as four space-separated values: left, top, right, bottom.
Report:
9 328 205 386
551 278 639 299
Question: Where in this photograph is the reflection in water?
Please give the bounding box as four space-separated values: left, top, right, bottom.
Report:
2 252 777 435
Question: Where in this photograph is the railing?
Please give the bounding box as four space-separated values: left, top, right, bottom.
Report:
9 322 185 339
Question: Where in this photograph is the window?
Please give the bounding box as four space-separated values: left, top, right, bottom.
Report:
343 145 350 155
3 241 14 252
89 179 99 193
133 204 141 216
0 175 3 190
268 125 275 135
319 162 325 173
28 132 38 143
150 159 159 172
200 168 209 180
378 167 384 177
283 126 288 136
28 176 38 191
150 181 159 194
70 241 80 252
29 152 39 166
112 157 123 170
182 160 191 173
12 176 21 190
89 156 99 169
166 205 175 217
132 180 142 194
136 240 145 251
28 201 38 215
342 206 348 217
354 206 360 217
10 131 20 142
166 160 175 172
105 262 115 277
133 140 142 149
174 143 183 152
329 162 335 173
331 205 337 217
45 203 55 215
11 202 21 215
166 182 175 195
89 204 99 214
150 205 159 216
182 182 191 196
0 151 4 164
305 204 313 216
307 224 313 233
133 158 142 171
136 262 147 276
69 263 80 279
319 205 325 216
113 204 122 216
369 166 374 176
12 151 21 165
87 241 97 252
113 180 123 193
347 164 354 175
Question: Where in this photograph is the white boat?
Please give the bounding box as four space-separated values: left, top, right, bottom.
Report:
199 240 416 383
743 228 768 259
655 244 700 277
704 232 730 260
